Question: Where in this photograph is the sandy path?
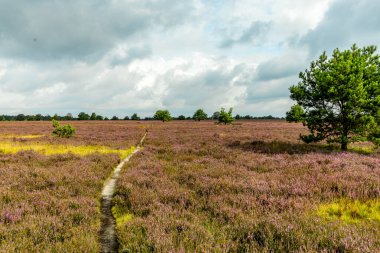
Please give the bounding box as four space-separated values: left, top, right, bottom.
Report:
99 132 147 253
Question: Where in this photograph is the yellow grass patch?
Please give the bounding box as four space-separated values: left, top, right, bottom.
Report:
317 199 380 223
0 141 136 158
0 134 44 139
112 206 134 226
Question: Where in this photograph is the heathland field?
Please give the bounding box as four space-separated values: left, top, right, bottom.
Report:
0 121 379 252
113 121 380 252
0 121 144 252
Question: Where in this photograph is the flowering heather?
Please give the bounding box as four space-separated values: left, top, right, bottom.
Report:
114 120 380 252
0 121 144 252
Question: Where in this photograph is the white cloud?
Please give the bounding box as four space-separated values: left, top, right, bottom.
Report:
2 0 378 117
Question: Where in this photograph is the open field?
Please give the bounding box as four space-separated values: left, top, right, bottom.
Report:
0 120 379 252
113 121 380 252
0 121 145 252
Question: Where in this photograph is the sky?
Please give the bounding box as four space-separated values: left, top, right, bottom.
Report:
0 0 379 117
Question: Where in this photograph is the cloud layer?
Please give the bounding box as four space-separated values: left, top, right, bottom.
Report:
0 0 379 117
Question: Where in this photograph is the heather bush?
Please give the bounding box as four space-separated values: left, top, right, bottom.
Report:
0 121 145 252
51 119 76 138
114 121 380 252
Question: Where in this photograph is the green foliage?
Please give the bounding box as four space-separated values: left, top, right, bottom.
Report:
78 112 90 120
90 112 97 120
111 116 119 120
96 115 104 120
212 111 220 120
52 119 76 138
154 110 171 122
177 115 186 120
1 116 6 121
131 113 140 120
52 114 59 120
286 105 305 123
64 113 73 120
35 114 43 121
193 109 208 121
368 127 380 147
15 114 26 121
218 107 234 124
288 44 380 150
123 116 130 120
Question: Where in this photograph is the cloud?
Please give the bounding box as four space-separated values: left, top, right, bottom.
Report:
255 49 308 81
0 0 198 61
220 21 272 48
109 45 152 67
300 0 380 57
4 0 378 118
101 53 251 116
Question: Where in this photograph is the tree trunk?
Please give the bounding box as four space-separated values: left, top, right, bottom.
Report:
341 130 348 151
341 140 348 151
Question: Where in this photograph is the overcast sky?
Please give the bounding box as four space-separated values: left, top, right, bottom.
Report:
0 0 379 117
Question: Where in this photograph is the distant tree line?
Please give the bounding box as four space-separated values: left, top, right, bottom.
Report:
0 110 284 122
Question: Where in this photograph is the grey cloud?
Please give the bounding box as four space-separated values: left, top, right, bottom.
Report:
220 21 272 48
246 75 296 103
110 46 152 67
157 61 250 115
0 0 197 61
255 52 307 81
300 0 380 57
246 0 380 106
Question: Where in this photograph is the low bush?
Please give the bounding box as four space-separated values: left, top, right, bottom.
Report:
52 119 76 138
218 107 234 124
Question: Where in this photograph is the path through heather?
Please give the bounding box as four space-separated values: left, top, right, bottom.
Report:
99 133 147 253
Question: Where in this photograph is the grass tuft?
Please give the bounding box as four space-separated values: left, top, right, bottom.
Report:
112 206 134 226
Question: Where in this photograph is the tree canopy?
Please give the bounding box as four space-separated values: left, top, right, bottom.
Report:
193 109 208 121
154 110 171 122
212 111 220 120
287 44 380 150
131 113 140 120
90 112 97 120
78 112 90 120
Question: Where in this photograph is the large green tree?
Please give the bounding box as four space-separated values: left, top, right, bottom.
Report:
154 110 171 122
287 44 380 150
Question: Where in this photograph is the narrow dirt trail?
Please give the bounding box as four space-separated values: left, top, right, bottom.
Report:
99 132 147 253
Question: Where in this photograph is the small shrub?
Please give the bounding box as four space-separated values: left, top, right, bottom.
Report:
52 119 76 138
218 107 234 124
